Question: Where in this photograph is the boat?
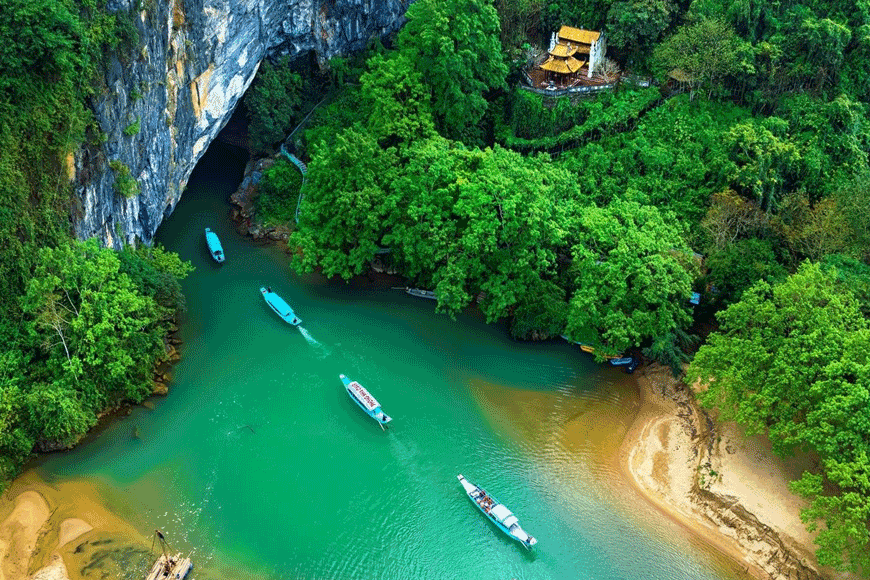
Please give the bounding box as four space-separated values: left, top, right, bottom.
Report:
339 374 392 429
144 553 193 580
260 287 301 325
204 228 225 263
144 530 193 580
561 335 620 359
608 356 640 373
457 474 537 549
405 287 436 300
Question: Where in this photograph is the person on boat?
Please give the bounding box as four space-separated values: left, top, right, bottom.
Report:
267 286 272 293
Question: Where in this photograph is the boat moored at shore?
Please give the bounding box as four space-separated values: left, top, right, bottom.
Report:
457 474 537 549
340 374 392 429
260 287 302 325
406 287 436 300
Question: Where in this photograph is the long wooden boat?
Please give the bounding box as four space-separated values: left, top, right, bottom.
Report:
339 374 392 428
260 287 302 325
457 474 537 549
204 228 225 263
143 553 193 580
406 287 436 300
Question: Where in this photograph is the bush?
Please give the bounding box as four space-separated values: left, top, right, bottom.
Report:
123 117 141 136
109 160 139 198
255 158 304 226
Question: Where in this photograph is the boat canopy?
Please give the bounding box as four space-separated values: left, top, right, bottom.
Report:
490 504 513 522
268 295 294 317
347 381 380 412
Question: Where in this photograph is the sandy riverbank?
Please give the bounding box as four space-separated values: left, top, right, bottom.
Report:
619 363 844 580
1 362 848 580
0 471 154 580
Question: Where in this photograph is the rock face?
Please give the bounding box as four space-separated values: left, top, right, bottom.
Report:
76 0 407 247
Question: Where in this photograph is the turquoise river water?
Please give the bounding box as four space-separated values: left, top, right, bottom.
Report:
37 142 747 580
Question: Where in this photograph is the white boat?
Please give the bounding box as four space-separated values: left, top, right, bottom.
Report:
339 374 392 429
457 474 537 549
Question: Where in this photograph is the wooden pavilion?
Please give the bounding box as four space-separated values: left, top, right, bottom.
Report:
536 26 606 88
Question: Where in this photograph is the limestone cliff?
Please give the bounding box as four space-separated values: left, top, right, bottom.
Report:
76 0 407 247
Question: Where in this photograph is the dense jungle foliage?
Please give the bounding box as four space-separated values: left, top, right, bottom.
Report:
0 0 191 484
1 0 869 570
255 0 870 571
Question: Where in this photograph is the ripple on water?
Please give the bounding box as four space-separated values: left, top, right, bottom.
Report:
32 148 747 580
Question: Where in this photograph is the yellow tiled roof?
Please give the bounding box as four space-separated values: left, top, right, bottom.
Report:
558 26 601 45
540 56 586 74
549 44 577 57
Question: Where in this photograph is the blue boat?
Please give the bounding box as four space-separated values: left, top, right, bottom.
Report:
260 287 301 325
204 228 225 263
609 356 640 373
339 374 392 429
457 474 537 549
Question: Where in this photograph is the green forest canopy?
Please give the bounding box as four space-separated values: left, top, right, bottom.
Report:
271 0 870 570
1 0 869 571
0 0 190 484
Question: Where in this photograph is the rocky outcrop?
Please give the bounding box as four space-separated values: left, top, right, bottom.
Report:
76 0 407 247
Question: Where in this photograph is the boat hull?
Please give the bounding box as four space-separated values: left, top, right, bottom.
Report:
204 228 225 263
406 288 436 300
339 374 392 427
457 474 536 549
260 288 301 325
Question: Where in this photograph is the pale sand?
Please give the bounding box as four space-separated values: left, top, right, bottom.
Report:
620 363 848 580
0 471 152 580
0 490 51 580
56 520 92 550
31 555 68 580
0 471 287 580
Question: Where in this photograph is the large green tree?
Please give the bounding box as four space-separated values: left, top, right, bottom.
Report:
652 19 749 97
397 0 508 143
20 240 170 413
726 117 800 211
384 141 572 320
688 262 870 572
358 52 436 149
606 0 676 66
291 127 399 279
565 200 697 356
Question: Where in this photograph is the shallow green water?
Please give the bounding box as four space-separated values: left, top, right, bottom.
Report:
38 142 743 580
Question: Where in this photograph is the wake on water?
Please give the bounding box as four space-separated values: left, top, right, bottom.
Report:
298 326 330 357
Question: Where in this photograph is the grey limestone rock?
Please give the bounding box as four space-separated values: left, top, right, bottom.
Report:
76 0 407 247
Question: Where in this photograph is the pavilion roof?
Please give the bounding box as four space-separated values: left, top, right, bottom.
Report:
549 44 577 57
558 26 601 45
540 56 585 74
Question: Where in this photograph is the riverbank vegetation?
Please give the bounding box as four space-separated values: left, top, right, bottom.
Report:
0 1 191 485
266 0 870 571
